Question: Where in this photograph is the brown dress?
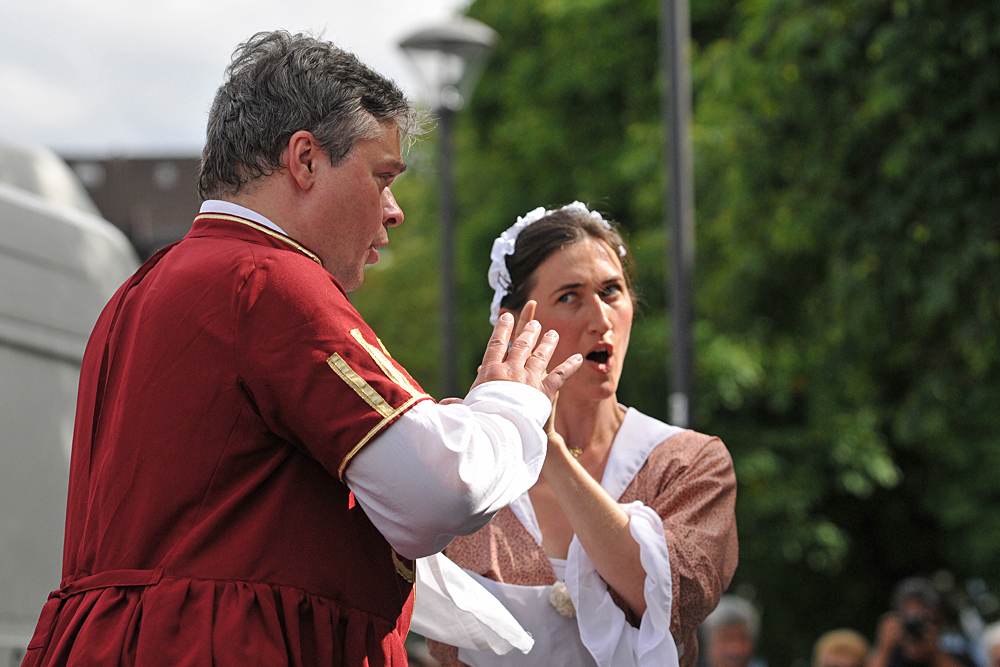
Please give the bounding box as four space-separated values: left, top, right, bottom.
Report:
427 409 738 667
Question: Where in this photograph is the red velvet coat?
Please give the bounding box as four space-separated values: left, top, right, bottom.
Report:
23 214 431 667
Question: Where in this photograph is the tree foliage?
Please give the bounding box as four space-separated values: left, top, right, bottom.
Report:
354 0 1000 661
692 0 1000 659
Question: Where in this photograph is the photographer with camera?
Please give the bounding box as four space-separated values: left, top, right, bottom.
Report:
867 578 973 667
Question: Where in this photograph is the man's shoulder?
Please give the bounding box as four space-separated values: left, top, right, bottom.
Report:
221 240 364 334
169 231 337 292
240 243 347 303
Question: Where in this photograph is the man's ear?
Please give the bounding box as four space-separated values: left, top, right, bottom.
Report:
286 130 320 190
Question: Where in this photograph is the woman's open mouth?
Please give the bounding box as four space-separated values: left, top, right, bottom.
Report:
586 349 609 364
585 345 612 373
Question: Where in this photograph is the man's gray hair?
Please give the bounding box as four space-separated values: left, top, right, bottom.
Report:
198 30 424 200
702 595 761 642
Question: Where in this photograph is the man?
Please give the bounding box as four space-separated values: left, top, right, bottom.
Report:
702 595 763 667
980 620 1000 667
813 629 870 667
867 578 974 667
22 31 581 666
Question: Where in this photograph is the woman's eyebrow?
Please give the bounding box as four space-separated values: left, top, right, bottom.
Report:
551 275 624 295
551 281 584 295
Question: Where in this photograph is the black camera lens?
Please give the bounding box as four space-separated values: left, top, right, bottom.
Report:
903 613 927 641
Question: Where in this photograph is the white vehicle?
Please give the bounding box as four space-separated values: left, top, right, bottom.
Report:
0 137 138 665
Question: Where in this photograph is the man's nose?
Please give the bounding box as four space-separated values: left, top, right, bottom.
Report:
382 188 403 227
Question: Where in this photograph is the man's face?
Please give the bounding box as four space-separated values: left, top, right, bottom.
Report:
706 623 755 667
303 122 405 291
816 648 864 667
899 600 940 662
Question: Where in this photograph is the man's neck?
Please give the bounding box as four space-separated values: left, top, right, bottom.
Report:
200 200 287 236
218 175 300 237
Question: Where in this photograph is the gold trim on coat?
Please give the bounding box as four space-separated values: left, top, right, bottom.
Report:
326 353 396 419
337 394 428 480
194 214 322 265
392 550 415 584
349 329 425 399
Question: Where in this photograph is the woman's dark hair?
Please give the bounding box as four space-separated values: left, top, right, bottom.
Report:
499 206 635 313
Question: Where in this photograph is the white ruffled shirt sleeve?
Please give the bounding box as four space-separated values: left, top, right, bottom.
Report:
414 499 680 667
344 381 551 559
565 500 679 667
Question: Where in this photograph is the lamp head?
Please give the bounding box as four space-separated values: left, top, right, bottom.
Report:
399 17 497 111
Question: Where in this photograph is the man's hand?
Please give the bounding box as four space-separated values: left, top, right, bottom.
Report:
874 612 904 653
470 301 582 401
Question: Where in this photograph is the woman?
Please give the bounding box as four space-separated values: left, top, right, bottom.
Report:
425 202 739 667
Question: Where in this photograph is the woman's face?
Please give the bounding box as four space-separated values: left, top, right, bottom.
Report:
515 236 633 403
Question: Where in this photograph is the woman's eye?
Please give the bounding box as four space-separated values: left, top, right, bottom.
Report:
557 292 576 304
602 284 623 298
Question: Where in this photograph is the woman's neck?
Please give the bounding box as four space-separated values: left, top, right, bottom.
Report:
553 392 626 458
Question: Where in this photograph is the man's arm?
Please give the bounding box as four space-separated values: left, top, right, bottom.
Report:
345 309 583 559
345 382 551 558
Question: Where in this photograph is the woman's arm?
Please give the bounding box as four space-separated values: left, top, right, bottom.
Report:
647 432 738 643
541 404 650 615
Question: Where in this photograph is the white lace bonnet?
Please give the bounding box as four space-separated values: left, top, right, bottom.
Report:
487 201 626 324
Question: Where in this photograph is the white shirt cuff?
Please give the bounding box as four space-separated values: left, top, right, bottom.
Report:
344 381 551 558
565 501 680 667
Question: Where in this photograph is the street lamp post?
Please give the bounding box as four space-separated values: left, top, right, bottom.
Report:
660 0 695 428
399 18 497 398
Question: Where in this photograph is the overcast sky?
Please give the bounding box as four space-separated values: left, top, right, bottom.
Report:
0 0 470 157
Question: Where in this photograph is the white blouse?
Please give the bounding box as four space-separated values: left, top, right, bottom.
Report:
414 408 685 667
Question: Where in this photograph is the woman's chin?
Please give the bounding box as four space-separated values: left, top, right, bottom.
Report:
561 374 619 404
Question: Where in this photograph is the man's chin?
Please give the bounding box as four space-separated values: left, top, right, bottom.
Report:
329 267 365 292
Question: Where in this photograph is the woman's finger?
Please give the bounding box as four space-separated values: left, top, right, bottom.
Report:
513 301 537 339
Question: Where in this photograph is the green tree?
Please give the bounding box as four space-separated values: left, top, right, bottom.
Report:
352 146 444 396
355 0 1000 662
691 0 1000 658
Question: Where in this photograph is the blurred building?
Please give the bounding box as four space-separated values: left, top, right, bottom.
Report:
63 156 202 259
0 136 139 665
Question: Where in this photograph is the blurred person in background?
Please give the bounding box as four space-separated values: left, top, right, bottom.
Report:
813 629 870 667
867 577 974 667
977 621 1000 667
701 595 762 667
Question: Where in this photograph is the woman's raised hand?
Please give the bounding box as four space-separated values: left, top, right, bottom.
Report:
470 301 582 401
